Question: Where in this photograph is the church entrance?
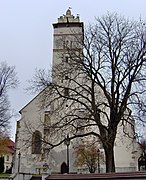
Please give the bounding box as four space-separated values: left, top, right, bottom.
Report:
61 162 68 174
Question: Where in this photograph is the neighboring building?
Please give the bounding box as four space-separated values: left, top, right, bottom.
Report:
13 9 140 175
0 138 15 173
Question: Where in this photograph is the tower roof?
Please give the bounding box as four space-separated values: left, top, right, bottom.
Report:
57 8 80 23
53 8 83 29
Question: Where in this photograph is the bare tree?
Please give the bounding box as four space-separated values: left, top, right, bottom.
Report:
29 13 146 172
0 62 18 132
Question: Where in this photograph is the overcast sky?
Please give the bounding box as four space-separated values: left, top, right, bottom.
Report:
0 0 145 140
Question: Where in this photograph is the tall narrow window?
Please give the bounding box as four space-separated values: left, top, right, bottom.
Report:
64 88 69 97
63 41 65 49
44 113 51 136
32 131 42 154
17 121 21 128
70 41 73 49
44 113 51 126
65 57 69 63
6 155 9 161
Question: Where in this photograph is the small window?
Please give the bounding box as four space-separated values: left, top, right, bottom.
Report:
6 155 9 161
70 41 73 49
61 75 68 83
65 40 69 48
63 41 65 49
44 128 50 136
61 76 64 83
65 75 68 80
44 113 51 126
17 121 21 128
63 40 69 49
64 88 69 97
65 57 69 63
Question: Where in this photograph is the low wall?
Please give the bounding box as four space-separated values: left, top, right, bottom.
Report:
45 171 146 180
0 177 10 180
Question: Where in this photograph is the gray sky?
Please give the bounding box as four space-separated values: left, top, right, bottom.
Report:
0 0 145 140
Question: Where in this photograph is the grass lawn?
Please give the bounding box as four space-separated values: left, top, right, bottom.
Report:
0 173 10 177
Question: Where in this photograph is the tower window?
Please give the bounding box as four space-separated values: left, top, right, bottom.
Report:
64 88 69 97
44 113 51 136
17 121 21 128
65 75 68 80
65 57 69 63
63 40 69 49
44 113 51 126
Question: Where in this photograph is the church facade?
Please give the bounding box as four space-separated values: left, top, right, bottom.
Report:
13 9 140 175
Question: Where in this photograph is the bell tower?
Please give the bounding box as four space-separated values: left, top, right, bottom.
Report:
52 8 84 80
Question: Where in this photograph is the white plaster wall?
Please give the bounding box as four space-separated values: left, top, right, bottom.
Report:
114 120 139 172
3 153 13 172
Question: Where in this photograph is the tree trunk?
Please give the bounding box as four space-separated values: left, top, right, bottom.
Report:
104 145 115 172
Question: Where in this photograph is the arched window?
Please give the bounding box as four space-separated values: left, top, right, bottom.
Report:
32 131 42 154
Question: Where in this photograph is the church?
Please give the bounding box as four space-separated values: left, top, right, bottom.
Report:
13 9 140 175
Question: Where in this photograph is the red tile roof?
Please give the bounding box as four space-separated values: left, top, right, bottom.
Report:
0 139 15 154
